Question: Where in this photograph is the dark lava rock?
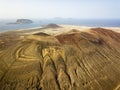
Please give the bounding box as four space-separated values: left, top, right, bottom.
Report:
44 23 61 28
7 19 33 24
16 19 33 24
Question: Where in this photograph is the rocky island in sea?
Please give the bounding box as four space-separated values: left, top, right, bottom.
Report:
7 19 33 24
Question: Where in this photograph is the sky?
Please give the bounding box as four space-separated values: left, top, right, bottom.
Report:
0 0 120 19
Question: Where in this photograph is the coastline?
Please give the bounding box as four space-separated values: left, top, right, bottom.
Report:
0 25 120 34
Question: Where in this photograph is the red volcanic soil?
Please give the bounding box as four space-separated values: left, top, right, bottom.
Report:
55 29 103 45
90 28 120 42
56 28 120 52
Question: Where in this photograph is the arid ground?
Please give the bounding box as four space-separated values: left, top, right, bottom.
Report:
0 25 120 90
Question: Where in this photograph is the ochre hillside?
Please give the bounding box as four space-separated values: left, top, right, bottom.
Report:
0 26 120 90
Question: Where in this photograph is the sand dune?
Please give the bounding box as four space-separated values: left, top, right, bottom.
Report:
0 25 120 90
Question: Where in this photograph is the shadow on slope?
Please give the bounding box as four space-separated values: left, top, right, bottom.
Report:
0 28 120 90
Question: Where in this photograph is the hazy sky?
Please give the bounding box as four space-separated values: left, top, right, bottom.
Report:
0 0 120 19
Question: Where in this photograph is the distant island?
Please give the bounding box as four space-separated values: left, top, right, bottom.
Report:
7 19 33 24
43 23 62 28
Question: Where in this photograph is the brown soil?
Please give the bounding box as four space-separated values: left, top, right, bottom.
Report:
0 28 120 90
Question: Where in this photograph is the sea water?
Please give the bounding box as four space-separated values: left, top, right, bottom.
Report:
0 19 120 32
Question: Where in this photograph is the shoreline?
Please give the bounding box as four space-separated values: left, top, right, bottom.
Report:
0 25 120 34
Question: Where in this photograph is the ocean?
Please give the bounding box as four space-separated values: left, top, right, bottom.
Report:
0 19 120 32
0 20 42 32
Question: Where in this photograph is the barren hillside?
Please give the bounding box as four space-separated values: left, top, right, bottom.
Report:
0 26 120 90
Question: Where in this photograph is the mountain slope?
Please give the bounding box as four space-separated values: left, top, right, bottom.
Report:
0 27 120 90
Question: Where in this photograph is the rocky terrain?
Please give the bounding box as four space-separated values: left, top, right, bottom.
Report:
7 19 33 24
0 25 120 90
43 23 62 28
16 19 33 24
